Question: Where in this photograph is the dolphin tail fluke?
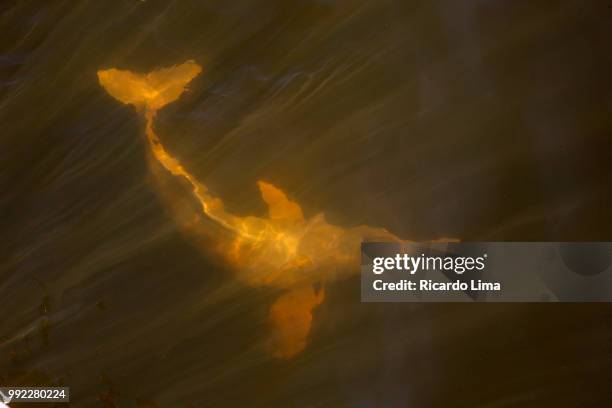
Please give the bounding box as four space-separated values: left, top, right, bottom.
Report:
97 60 202 112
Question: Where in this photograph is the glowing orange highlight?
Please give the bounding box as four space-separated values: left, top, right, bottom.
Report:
97 60 449 358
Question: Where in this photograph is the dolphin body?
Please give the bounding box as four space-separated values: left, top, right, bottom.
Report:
97 60 432 358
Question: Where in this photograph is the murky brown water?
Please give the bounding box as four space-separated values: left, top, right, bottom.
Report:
1 1 612 407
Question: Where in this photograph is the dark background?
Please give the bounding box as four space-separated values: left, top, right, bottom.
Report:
1 1 611 406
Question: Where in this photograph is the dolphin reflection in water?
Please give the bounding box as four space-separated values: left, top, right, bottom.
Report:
97 60 451 358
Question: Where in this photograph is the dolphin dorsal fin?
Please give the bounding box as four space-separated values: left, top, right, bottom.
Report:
257 181 304 223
